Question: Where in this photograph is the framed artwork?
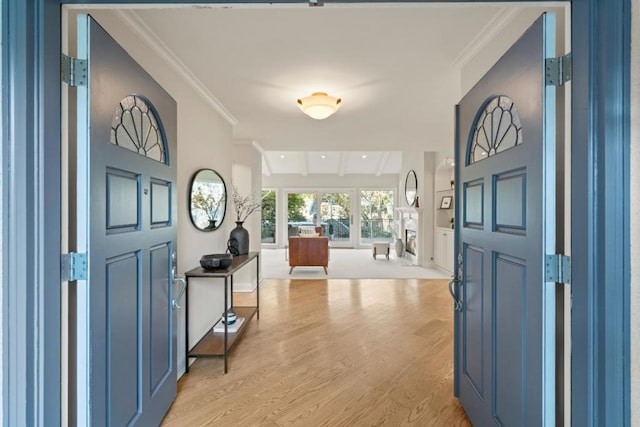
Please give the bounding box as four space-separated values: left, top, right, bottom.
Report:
440 196 453 209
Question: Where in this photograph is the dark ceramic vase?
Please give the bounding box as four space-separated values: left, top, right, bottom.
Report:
229 221 249 255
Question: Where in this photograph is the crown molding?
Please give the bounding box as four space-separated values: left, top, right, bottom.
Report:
451 7 523 71
114 10 238 126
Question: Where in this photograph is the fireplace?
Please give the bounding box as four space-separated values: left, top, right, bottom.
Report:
396 207 420 266
405 230 417 255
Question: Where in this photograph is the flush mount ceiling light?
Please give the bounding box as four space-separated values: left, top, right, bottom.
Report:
296 92 342 120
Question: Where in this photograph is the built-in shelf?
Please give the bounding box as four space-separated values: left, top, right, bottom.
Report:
436 188 454 193
189 306 258 357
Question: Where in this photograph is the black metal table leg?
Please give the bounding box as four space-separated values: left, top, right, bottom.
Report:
224 276 228 374
256 253 260 319
185 277 190 373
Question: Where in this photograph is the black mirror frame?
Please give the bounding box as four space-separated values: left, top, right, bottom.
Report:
405 169 418 206
188 168 227 232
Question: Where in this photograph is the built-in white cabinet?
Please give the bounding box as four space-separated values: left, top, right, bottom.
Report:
435 227 454 272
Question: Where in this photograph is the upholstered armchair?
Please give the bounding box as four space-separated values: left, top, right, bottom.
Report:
288 230 329 274
297 225 323 236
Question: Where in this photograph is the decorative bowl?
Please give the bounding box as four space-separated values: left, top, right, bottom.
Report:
200 253 233 270
221 309 236 325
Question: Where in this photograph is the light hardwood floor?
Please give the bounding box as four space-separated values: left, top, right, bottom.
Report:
162 279 471 427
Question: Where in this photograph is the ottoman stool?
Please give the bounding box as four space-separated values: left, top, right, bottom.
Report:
372 242 390 260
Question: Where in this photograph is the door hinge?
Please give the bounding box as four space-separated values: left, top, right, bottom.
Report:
62 252 88 281
545 52 572 86
61 54 87 87
545 254 571 284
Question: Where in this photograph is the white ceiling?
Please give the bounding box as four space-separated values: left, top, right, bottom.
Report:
262 151 402 176
107 4 544 175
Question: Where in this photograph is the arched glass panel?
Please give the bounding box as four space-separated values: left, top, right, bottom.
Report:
110 95 167 163
468 95 522 164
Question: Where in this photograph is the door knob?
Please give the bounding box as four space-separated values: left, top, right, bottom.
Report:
171 275 186 310
170 262 186 310
448 277 462 312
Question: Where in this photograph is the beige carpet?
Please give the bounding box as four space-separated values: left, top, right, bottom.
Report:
260 248 450 280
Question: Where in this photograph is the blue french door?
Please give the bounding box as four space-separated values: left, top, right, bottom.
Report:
454 14 557 426
76 15 178 426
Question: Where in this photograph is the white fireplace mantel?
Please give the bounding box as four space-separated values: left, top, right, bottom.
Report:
395 207 424 265
396 207 423 215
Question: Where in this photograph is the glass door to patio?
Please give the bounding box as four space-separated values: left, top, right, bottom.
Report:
286 190 353 247
360 190 395 245
286 192 317 237
320 192 352 247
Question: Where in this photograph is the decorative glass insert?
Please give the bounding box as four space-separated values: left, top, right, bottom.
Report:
469 95 522 164
110 95 167 163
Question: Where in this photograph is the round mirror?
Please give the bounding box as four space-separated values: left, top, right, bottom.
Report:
189 169 227 231
405 170 418 206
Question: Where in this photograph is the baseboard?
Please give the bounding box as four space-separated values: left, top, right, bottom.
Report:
233 277 260 293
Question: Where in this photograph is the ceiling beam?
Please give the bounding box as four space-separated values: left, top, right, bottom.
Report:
300 152 308 176
375 152 391 176
338 153 347 177
251 140 271 176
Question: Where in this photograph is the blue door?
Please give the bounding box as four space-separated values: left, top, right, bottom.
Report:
75 15 178 426
454 14 556 426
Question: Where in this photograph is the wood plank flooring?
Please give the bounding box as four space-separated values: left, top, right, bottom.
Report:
162 279 471 427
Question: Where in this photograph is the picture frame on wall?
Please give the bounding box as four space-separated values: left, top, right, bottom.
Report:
440 196 453 209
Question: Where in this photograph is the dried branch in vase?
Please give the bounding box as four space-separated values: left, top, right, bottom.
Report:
231 185 263 222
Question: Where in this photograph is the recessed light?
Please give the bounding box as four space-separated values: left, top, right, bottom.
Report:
321 155 326 159
280 155 285 159
361 155 367 159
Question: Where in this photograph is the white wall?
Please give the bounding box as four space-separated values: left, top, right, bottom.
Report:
631 0 639 423
422 153 436 265
262 173 398 248
232 143 263 255
231 143 262 291
74 10 241 377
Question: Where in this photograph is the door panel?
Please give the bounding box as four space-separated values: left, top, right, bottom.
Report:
77 15 178 426
150 243 172 394
455 13 556 426
106 169 140 232
494 170 526 233
106 252 141 426
462 244 484 398
464 180 484 227
493 253 526 426
151 179 172 226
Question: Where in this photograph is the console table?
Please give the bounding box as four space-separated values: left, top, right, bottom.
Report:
184 251 259 374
